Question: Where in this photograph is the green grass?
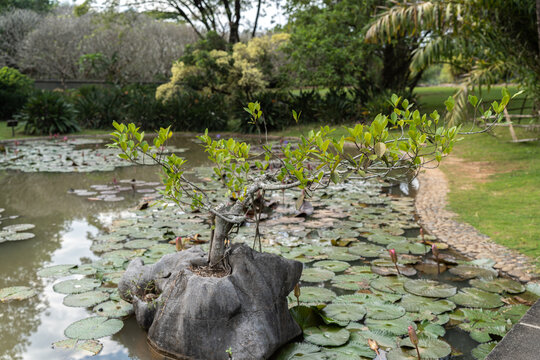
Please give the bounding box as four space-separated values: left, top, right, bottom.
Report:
0 121 112 141
440 128 540 266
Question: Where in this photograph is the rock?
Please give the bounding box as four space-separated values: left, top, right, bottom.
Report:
119 244 303 360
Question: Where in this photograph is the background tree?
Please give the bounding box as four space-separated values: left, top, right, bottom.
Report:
0 9 41 68
0 0 55 13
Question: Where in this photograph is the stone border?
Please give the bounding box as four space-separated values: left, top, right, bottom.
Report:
415 166 537 282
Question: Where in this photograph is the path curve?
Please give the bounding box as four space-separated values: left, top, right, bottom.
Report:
415 166 537 283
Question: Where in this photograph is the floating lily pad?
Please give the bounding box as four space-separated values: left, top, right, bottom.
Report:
321 303 366 325
64 316 124 340
70 264 98 276
367 233 406 245
4 232 35 241
400 337 451 359
53 278 102 294
471 341 498 360
364 316 415 336
333 293 401 306
371 264 417 277
3 223 35 232
352 329 397 349
274 342 321 360
403 279 456 298
312 260 350 273
0 286 37 302
37 264 77 278
93 299 133 318
63 291 110 308
304 325 350 346
52 338 103 356
399 294 455 314
370 276 408 295
499 305 530 324
290 286 336 304
449 287 504 308
301 268 335 283
330 342 375 358
324 248 361 261
470 278 525 294
366 302 406 320
449 265 498 279
90 242 124 253
124 239 157 249
387 242 430 255
348 243 384 257
290 306 323 330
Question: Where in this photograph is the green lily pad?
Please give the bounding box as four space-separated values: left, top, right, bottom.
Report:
366 302 406 320
64 316 124 340
400 337 451 359
345 266 376 277
4 232 35 241
471 341 498 360
348 243 384 257
470 278 525 294
290 286 336 304
3 223 35 232
352 329 398 349
290 306 323 330
37 264 77 278
304 325 350 346
499 305 530 324
301 268 335 283
364 316 415 336
93 299 133 318
418 323 446 338
403 279 456 298
323 248 361 261
90 242 124 253
370 276 408 295
53 278 102 294
333 293 401 306
312 260 350 273
367 233 406 245
63 291 110 308
0 286 37 302
330 274 372 291
330 342 376 358
449 265 498 279
69 264 98 276
449 287 504 308
124 239 157 249
387 242 430 255
399 294 455 314
52 339 103 356
274 342 321 360
321 303 366 325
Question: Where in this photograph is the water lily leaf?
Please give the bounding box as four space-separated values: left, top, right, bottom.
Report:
348 243 384 257
331 342 375 358
470 278 525 294
470 330 493 343
333 293 401 306
124 239 157 249
321 303 366 325
64 316 124 340
324 248 362 261
304 325 350 346
386 242 430 255
386 348 415 360
366 302 406 320
370 276 408 295
471 341 498 360
52 338 77 350
399 294 455 314
498 305 530 324
274 342 321 360
364 316 415 336
331 274 373 291
290 286 336 304
449 287 504 308
90 242 124 253
400 337 451 359
69 264 98 276
0 286 37 302
3 223 35 232
313 260 350 273
77 340 103 355
37 264 77 278
371 264 417 277
417 322 446 338
93 299 133 318
53 278 102 294
403 279 456 298
352 330 398 350
4 232 35 241
63 291 109 308
367 233 406 245
301 268 335 283
345 266 376 277
290 306 323 330
449 265 498 279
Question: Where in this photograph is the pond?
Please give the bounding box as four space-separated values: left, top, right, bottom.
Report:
0 136 537 360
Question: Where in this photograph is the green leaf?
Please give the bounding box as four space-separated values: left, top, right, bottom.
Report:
64 316 124 340
444 96 455 112
374 142 386 158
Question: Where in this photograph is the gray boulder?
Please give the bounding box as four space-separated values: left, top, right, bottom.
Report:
119 243 303 360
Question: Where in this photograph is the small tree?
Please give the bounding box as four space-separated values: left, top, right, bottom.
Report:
109 92 512 267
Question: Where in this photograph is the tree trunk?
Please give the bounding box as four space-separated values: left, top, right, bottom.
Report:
209 214 234 266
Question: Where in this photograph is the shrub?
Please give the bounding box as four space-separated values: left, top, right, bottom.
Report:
231 91 293 133
72 85 128 129
0 66 34 120
20 90 80 135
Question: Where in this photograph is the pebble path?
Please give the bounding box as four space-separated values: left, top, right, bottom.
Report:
415 166 538 283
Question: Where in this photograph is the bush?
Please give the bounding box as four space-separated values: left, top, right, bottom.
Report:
0 66 34 120
20 90 80 135
72 85 128 129
231 91 294 133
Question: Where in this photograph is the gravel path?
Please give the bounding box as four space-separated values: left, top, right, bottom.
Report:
415 166 538 283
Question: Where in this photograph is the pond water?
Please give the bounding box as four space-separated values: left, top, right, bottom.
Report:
0 136 535 360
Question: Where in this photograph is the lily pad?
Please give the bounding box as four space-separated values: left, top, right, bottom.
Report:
290 286 336 304
312 260 350 273
274 342 321 360
37 264 77 278
3 223 35 232
52 339 103 356
290 306 323 330
470 278 525 294
364 316 415 336
471 341 498 360
53 278 102 294
124 239 157 249
93 299 133 318
399 294 455 314
330 342 375 358
0 286 37 302
365 302 406 320
348 243 384 257
4 232 35 241
301 268 335 283
370 276 408 295
400 337 451 359
403 279 456 298
69 264 98 276
304 325 350 346
387 242 430 255
321 303 367 325
333 293 401 306
449 265 498 279
63 291 110 308
64 316 124 340
449 287 504 308
499 305 530 324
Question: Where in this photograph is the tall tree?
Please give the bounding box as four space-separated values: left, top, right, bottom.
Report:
0 0 55 13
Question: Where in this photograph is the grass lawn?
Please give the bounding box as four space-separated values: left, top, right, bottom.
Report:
439 127 540 266
0 121 112 141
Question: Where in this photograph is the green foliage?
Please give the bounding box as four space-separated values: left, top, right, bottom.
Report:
0 66 34 120
72 85 128 129
20 90 80 135
0 0 54 13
